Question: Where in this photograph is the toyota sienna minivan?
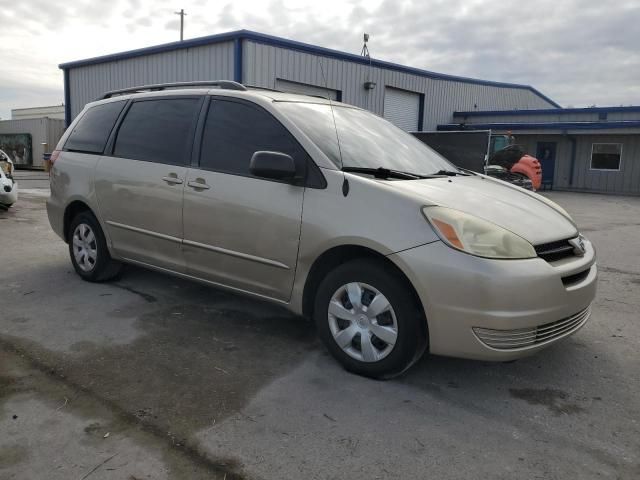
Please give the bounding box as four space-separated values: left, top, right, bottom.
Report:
47 81 597 378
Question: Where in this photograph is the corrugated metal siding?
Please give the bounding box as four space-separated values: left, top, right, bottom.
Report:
571 135 640 194
0 118 65 167
68 42 235 120
242 41 554 130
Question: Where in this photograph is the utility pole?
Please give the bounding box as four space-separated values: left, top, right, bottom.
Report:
174 9 186 41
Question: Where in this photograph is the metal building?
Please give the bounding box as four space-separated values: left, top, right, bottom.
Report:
0 117 65 168
59 29 558 131
12 105 65 121
440 107 640 195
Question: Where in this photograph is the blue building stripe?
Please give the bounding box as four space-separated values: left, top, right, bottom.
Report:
454 106 640 117
437 121 640 131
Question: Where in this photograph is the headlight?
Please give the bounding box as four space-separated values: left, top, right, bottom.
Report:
422 206 536 259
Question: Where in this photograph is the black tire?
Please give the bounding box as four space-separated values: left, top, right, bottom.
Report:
68 211 122 282
313 259 428 379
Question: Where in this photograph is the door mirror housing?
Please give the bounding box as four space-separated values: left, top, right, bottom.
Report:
250 151 299 181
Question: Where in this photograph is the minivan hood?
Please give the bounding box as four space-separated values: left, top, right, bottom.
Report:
387 175 578 245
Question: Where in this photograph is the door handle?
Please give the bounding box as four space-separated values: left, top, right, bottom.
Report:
162 175 183 185
187 179 210 190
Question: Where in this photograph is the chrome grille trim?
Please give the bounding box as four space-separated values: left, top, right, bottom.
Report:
473 306 591 350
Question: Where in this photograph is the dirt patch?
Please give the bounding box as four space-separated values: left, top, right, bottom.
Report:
509 388 586 415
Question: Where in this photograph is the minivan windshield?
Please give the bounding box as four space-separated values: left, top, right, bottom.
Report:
276 102 457 176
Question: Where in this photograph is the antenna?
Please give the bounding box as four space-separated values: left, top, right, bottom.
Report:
317 59 344 170
360 33 370 58
174 9 187 41
361 33 375 111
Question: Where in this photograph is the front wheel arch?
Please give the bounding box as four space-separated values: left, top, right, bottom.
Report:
302 245 429 345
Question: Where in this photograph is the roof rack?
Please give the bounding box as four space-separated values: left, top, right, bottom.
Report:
100 80 247 99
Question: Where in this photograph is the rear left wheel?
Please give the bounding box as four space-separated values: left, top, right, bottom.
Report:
68 211 122 282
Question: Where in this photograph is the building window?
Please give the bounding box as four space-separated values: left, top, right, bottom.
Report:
590 143 622 171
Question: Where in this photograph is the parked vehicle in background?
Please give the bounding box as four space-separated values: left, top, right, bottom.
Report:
488 139 542 190
411 131 542 190
0 151 17 208
47 81 596 379
484 164 533 190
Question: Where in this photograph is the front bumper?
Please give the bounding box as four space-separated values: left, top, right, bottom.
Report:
389 238 597 361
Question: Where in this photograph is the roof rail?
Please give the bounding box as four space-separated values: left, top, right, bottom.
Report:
100 80 247 99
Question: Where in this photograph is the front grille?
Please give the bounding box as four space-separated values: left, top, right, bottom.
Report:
473 306 591 350
534 238 575 262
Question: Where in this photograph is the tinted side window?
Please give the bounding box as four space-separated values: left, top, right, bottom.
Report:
113 98 200 165
65 101 126 154
200 100 309 177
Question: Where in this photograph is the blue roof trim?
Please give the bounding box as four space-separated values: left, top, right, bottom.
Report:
437 121 640 131
454 106 640 117
58 29 560 108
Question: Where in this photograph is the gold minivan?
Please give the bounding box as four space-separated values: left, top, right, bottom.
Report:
47 81 597 378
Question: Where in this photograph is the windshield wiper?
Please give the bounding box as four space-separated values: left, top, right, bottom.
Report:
433 169 470 176
342 166 425 180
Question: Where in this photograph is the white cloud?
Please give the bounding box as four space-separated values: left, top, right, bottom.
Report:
0 0 638 119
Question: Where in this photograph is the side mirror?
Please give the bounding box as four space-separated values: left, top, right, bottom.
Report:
250 151 298 181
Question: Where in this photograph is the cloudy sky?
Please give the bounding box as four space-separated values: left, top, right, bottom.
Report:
1 0 638 119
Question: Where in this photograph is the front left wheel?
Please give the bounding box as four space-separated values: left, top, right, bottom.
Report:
68 211 122 282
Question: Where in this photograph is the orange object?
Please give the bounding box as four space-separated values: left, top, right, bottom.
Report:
510 154 542 190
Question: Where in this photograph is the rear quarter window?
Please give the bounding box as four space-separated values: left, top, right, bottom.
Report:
64 101 126 154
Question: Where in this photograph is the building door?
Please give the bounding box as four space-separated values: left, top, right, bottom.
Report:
536 142 556 189
384 87 421 131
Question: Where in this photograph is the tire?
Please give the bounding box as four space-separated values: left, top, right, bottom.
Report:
313 259 428 379
68 211 122 282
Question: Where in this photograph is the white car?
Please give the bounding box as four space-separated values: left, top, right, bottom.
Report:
0 151 17 208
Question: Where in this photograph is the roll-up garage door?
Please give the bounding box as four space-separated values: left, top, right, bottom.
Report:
275 79 339 100
384 87 420 131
